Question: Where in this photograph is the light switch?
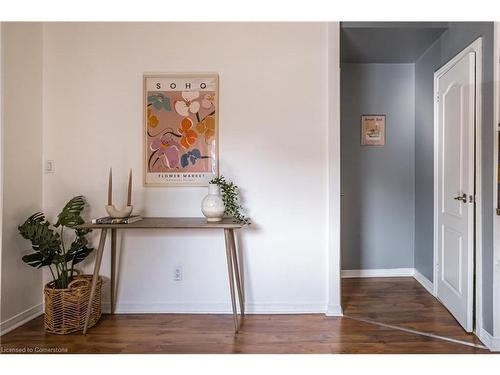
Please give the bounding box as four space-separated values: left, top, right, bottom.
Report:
45 160 56 173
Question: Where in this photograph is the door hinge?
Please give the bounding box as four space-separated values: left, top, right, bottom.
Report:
436 94 440 103
469 194 475 203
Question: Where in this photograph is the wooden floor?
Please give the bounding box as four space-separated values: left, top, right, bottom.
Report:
341 277 485 345
0 277 489 354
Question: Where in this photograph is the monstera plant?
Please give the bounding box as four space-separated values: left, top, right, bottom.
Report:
18 196 93 289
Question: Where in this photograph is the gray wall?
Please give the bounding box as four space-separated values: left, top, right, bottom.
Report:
414 22 495 334
341 63 415 270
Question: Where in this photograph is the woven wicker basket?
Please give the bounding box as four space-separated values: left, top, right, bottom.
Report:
43 275 103 335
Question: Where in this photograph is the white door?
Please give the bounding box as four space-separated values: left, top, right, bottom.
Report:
435 51 475 332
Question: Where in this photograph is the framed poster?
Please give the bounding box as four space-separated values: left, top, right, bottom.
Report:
361 114 385 146
144 73 219 186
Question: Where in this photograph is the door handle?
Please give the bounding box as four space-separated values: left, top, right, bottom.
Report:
453 193 467 203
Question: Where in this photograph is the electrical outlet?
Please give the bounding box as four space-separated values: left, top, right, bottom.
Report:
174 266 183 281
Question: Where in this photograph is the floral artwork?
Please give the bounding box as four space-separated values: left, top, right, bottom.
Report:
144 74 218 186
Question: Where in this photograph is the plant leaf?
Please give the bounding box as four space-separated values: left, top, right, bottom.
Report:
22 252 53 268
72 246 93 265
55 196 86 228
18 213 61 255
66 234 93 265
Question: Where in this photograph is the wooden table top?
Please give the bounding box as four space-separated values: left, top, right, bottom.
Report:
77 217 243 229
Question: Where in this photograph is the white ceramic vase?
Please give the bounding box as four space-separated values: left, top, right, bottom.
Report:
201 184 225 222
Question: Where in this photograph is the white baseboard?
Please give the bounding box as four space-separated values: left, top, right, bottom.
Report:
325 304 343 316
413 269 434 295
0 303 43 336
341 268 415 278
478 327 500 352
102 302 327 314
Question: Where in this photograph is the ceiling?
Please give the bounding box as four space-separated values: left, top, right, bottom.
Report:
341 22 448 63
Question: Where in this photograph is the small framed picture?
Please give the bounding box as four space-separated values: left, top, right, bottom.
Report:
361 115 385 146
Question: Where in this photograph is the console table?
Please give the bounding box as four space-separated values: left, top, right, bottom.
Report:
77 217 245 334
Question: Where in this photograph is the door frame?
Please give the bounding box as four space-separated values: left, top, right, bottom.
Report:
326 22 342 316
493 21 500 339
432 37 483 333
0 23 3 320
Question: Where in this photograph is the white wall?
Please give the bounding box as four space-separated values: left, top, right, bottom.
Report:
0 23 44 333
42 22 334 313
